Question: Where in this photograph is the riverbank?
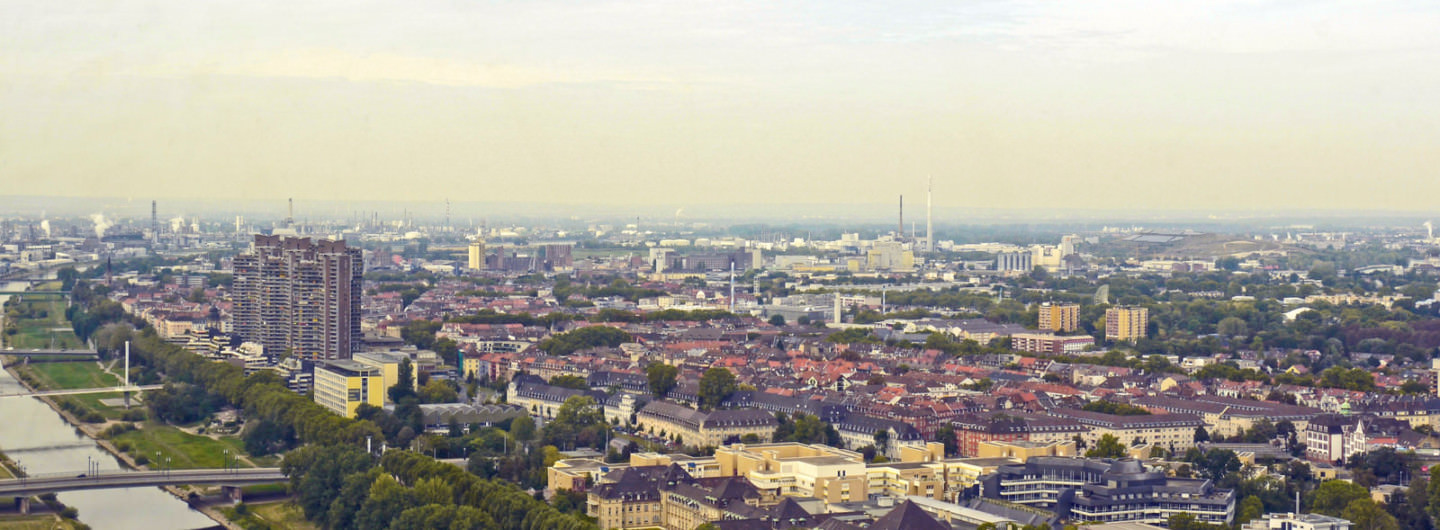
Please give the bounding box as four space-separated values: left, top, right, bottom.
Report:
2 361 259 530
0 276 251 530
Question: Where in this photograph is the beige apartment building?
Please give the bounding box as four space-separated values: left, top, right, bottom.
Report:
715 442 869 502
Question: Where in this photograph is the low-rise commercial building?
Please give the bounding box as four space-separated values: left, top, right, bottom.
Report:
715 442 868 502
1012 333 1096 355
1244 513 1352 530
981 457 1235 525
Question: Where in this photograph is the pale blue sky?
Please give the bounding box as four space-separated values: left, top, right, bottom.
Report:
3 1 1438 210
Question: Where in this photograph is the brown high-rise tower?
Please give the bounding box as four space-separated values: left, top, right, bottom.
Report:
233 235 363 360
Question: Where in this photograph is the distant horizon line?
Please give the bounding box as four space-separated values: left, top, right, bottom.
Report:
3 194 1438 224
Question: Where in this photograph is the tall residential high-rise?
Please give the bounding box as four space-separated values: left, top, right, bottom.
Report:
1105 306 1149 342
468 238 486 270
233 235 363 361
1038 302 1081 332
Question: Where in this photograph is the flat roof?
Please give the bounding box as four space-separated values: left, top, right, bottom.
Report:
904 496 1014 524
319 359 380 377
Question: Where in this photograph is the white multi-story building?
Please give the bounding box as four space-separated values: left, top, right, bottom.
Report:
1243 513 1352 530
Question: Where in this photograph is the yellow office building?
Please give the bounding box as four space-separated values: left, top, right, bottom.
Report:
314 360 385 418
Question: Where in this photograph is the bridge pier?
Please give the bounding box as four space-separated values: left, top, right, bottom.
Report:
222 485 243 504
16 497 30 515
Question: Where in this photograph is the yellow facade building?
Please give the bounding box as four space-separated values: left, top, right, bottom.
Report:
314 360 385 418
1105 306 1149 342
352 351 418 404
715 443 869 502
1038 302 1081 332
975 439 1077 460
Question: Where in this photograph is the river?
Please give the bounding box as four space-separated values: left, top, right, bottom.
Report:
1 279 217 529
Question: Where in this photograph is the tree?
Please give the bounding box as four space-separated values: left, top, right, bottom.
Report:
1194 426 1211 444
419 379 458 404
1393 475 1431 530
400 320 442 350
1312 479 1371 516
873 430 891 455
1189 449 1241 481
389 359 417 403
1086 434 1127 459
935 425 958 457
548 375 589 390
243 419 295 456
646 363 679 398
1426 466 1440 523
698 368 737 410
510 415 536 443
768 315 785 326
1348 448 1417 488
1081 401 1152 416
538 326 633 356
1344 498 1401 530
542 396 608 450
1217 317 1249 337
390 505 494 530
431 338 459 360
281 445 375 524
775 413 841 446
356 473 414 530
1237 495 1265 526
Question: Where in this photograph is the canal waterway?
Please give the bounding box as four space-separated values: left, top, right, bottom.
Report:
1 279 216 529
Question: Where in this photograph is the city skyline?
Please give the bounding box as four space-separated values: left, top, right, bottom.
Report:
5 1 1440 210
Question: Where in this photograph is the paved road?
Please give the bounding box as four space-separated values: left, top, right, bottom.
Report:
0 468 286 497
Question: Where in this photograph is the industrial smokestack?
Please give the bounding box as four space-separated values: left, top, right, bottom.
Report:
729 262 736 313
287 198 294 225
898 195 904 238
926 176 933 252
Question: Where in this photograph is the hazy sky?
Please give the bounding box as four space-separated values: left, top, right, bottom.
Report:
3 1 1439 211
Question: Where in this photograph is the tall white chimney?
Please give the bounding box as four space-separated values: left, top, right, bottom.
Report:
926 176 933 252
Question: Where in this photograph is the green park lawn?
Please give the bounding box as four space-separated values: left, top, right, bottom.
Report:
110 422 254 470
2 296 84 351
11 361 140 421
0 515 84 530
249 502 317 530
23 362 118 390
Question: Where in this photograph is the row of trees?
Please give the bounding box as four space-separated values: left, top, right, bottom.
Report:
537 326 633 356
281 445 593 530
64 277 595 528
